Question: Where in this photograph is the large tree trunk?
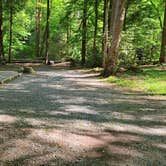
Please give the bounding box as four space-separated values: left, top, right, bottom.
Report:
81 0 87 66
160 1 166 63
108 0 112 36
0 0 4 61
104 0 126 75
36 0 42 57
102 0 109 68
92 0 99 67
45 0 50 64
8 0 13 63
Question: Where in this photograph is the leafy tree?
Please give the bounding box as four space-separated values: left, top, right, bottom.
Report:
0 0 4 61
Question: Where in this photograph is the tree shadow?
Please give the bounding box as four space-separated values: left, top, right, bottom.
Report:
0 67 166 165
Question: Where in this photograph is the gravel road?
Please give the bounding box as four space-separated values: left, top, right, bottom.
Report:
0 67 166 166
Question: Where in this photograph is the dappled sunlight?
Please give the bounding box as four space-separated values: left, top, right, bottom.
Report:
0 68 166 165
63 105 98 115
48 111 70 116
48 95 88 105
139 108 156 111
110 112 136 121
25 118 49 127
107 145 143 157
102 122 166 136
75 79 110 87
29 129 104 153
153 143 166 150
42 84 65 90
0 114 17 124
0 138 75 164
141 115 166 123
58 120 101 132
0 139 45 161
0 123 165 165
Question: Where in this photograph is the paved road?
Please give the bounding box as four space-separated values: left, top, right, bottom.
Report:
0 67 166 166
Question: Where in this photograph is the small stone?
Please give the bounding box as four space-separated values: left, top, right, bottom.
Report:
48 61 55 65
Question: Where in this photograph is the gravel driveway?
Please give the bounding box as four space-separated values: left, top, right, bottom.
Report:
0 67 166 166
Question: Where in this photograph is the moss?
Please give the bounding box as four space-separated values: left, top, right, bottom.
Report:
23 67 36 74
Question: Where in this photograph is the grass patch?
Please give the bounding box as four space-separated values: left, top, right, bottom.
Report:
106 66 166 95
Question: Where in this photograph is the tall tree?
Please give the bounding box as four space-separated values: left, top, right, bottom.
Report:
8 0 13 63
81 0 87 66
104 0 126 75
0 0 4 61
160 0 166 63
92 0 99 67
102 0 109 68
36 0 42 57
45 0 50 64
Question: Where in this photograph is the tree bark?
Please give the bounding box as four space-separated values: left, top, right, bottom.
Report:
0 0 4 61
108 0 112 36
104 0 126 75
8 0 13 63
36 0 42 57
160 1 166 63
45 0 50 64
81 0 87 66
92 0 99 67
102 0 109 68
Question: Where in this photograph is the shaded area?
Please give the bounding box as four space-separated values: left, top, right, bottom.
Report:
0 66 166 166
0 71 21 84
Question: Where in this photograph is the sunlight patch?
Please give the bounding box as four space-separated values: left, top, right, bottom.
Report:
111 112 136 120
102 122 166 136
107 145 143 157
153 143 166 150
0 115 17 124
63 105 98 115
29 129 105 153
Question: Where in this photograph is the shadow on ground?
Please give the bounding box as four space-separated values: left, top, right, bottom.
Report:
0 66 166 166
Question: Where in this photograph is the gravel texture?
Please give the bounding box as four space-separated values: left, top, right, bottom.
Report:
0 71 21 84
0 66 166 166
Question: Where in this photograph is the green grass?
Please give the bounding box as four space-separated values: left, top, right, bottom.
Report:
106 66 166 95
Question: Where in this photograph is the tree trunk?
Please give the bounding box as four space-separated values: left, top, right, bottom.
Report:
0 0 4 61
81 0 87 66
92 0 99 67
8 0 13 63
160 1 166 63
104 0 126 75
45 0 50 64
36 0 42 57
123 1 129 31
108 0 112 36
102 0 109 68
40 27 46 58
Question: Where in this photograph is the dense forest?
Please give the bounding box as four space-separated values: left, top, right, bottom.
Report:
0 0 166 75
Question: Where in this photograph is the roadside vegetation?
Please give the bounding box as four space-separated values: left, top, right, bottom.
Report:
106 66 166 95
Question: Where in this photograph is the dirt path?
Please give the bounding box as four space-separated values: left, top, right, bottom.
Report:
0 67 166 166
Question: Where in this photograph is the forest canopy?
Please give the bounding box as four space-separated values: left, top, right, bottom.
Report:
0 0 166 75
